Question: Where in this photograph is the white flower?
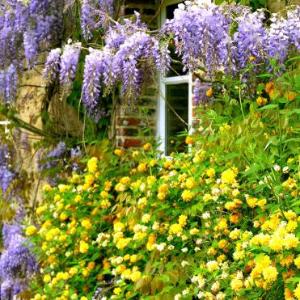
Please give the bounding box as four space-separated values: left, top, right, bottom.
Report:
236 271 244 279
168 245 175 250
174 294 182 300
216 292 226 300
181 260 189 267
167 235 174 241
156 243 166 251
152 222 160 230
197 291 204 299
273 164 281 172
202 212 210 219
182 289 189 295
211 281 220 293
181 247 188 253
194 247 200 252
196 239 202 245
283 166 289 173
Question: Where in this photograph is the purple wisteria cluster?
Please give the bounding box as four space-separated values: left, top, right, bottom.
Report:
81 0 114 40
0 142 37 299
164 2 231 73
0 223 37 299
165 2 300 74
0 0 63 104
41 2 300 119
0 144 14 193
44 43 81 86
81 13 170 114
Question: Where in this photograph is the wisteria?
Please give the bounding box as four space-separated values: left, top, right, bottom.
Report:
81 0 114 40
232 10 268 69
0 223 37 299
164 2 231 73
0 0 63 104
81 13 169 114
43 48 61 83
0 144 14 193
59 43 81 85
7 0 300 117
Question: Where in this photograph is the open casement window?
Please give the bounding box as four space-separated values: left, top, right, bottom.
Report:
157 0 193 155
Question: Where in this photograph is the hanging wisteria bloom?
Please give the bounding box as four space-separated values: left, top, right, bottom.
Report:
232 10 268 69
0 0 63 103
43 48 61 83
163 2 232 74
0 223 37 299
59 43 81 85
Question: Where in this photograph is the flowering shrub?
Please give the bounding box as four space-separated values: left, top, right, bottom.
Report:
27 92 300 299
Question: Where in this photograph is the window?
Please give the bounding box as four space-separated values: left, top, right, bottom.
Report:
157 0 193 155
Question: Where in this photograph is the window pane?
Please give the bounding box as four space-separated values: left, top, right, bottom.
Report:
166 83 188 154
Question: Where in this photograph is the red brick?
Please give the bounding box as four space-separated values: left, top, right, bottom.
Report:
123 138 142 148
117 117 141 126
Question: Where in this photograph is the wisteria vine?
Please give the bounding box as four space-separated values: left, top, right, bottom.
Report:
42 1 300 119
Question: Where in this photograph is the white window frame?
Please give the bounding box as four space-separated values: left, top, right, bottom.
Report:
157 0 193 154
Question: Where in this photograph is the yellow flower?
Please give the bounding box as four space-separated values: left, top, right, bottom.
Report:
230 279 243 291
43 274 51 283
182 190 194 202
58 184 70 193
185 177 196 189
36 205 46 215
206 168 215 178
137 163 147 173
284 234 299 249
80 297 88 300
269 235 283 252
25 225 37 236
206 87 213 97
256 96 268 106
114 149 124 156
185 136 194 145
114 222 125 232
294 256 300 269
257 198 267 209
169 224 183 235
87 157 98 173
141 214 151 223
262 266 278 283
246 197 257 208
42 184 52 192
79 241 89 253
206 260 219 272
221 168 237 184
59 212 68 222
143 143 152 151
116 238 131 249
130 270 142 282
81 219 92 230
178 215 187 227
286 221 297 232
114 287 122 295
294 283 300 299
190 228 199 235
